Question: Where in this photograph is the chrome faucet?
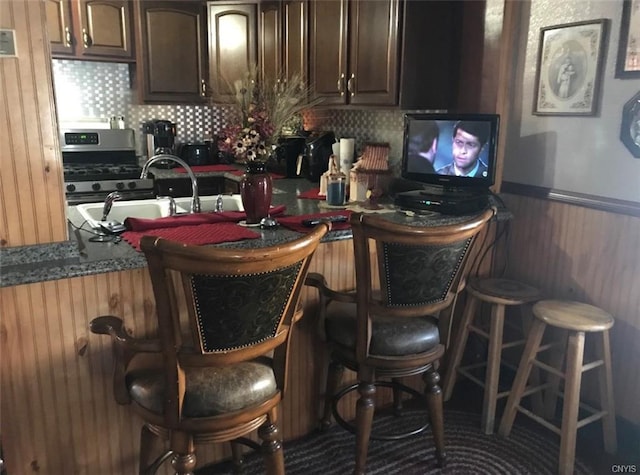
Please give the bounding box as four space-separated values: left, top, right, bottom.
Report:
102 191 121 221
140 154 201 213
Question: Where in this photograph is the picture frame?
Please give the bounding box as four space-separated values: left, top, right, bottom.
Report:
533 19 609 116
616 0 640 78
620 91 640 158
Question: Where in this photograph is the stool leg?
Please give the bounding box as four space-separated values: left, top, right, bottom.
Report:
597 329 617 454
520 304 545 415
354 373 376 475
544 329 569 420
482 303 505 434
424 366 446 467
559 331 585 475
498 318 546 437
320 360 344 430
443 294 479 401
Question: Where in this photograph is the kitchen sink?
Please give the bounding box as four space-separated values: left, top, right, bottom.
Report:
76 195 244 229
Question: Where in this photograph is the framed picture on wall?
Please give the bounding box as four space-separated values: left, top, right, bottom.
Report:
533 19 609 116
616 0 640 78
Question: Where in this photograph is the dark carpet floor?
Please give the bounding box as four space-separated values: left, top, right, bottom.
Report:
196 407 596 475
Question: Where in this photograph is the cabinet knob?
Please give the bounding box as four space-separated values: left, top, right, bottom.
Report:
64 27 72 47
337 73 345 96
201 79 207 96
347 73 355 97
82 28 91 48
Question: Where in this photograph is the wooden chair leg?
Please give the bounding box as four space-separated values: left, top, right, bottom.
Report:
424 366 446 468
442 294 479 401
482 303 505 434
498 318 546 437
321 360 344 430
169 431 196 475
354 378 376 475
392 377 404 415
520 305 545 415
597 329 617 454
259 408 284 475
558 331 584 475
230 440 245 473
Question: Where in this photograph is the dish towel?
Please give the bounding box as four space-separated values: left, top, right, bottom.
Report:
297 188 324 200
124 205 287 232
121 223 260 251
278 211 353 234
174 164 238 173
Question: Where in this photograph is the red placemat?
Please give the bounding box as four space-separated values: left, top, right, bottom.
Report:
174 164 238 173
278 211 352 234
124 205 287 232
121 222 260 251
297 188 324 200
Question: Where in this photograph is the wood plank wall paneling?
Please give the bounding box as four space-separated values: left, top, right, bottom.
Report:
0 240 362 474
0 0 67 247
501 193 640 424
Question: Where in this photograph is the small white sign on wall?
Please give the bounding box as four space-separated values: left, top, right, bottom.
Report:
0 29 17 57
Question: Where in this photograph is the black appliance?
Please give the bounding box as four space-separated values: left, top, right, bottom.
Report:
178 142 216 166
60 128 154 205
143 120 177 168
301 131 335 182
268 135 307 178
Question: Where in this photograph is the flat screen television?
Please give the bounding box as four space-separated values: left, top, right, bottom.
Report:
401 113 500 192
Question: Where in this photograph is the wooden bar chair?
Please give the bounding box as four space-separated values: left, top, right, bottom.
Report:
442 277 542 434
498 299 617 475
89 224 328 475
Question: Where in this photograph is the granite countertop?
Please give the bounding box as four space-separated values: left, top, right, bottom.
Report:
0 169 509 288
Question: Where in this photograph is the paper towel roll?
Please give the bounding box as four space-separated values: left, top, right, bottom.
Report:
339 138 355 172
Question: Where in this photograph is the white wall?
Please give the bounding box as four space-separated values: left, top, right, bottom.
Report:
503 0 640 203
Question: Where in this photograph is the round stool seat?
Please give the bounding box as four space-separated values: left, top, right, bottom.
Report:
533 299 614 332
467 277 542 305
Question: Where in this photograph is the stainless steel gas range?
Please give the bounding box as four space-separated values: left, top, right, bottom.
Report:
61 128 155 205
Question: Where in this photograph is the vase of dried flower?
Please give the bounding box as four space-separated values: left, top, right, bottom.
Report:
240 160 272 224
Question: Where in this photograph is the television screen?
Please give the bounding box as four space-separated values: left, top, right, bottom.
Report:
401 113 500 191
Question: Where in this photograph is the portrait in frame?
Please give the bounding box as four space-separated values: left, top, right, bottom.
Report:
620 91 640 158
533 19 609 116
616 0 640 78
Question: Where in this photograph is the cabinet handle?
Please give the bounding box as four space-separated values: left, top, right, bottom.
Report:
337 73 345 96
201 79 207 96
347 73 355 97
82 28 91 48
64 27 72 47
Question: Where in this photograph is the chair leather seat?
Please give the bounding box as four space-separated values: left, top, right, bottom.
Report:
325 301 440 356
127 357 278 418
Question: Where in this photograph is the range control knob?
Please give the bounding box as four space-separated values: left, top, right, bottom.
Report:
66 184 76 192
116 182 125 190
91 182 101 191
128 181 137 189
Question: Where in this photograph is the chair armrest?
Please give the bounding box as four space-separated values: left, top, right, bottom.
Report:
305 272 357 303
90 316 161 404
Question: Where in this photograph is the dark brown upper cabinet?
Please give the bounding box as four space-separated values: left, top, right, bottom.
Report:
134 1 208 104
207 2 258 104
47 0 134 61
260 1 308 85
309 0 399 107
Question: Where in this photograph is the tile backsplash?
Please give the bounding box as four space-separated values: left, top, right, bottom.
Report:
52 60 423 171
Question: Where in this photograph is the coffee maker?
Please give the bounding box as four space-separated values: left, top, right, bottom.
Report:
143 120 177 167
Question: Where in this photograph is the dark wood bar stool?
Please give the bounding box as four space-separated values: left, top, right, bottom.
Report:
442 277 542 434
498 300 617 475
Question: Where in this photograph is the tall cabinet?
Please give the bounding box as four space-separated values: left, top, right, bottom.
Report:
309 0 399 106
134 1 208 103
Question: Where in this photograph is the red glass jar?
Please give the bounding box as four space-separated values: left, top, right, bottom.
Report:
240 160 273 224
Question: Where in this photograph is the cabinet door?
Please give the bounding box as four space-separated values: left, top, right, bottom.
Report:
47 0 74 56
309 0 348 105
208 3 258 103
283 0 307 83
77 0 134 59
348 0 399 106
260 1 281 84
136 1 208 103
